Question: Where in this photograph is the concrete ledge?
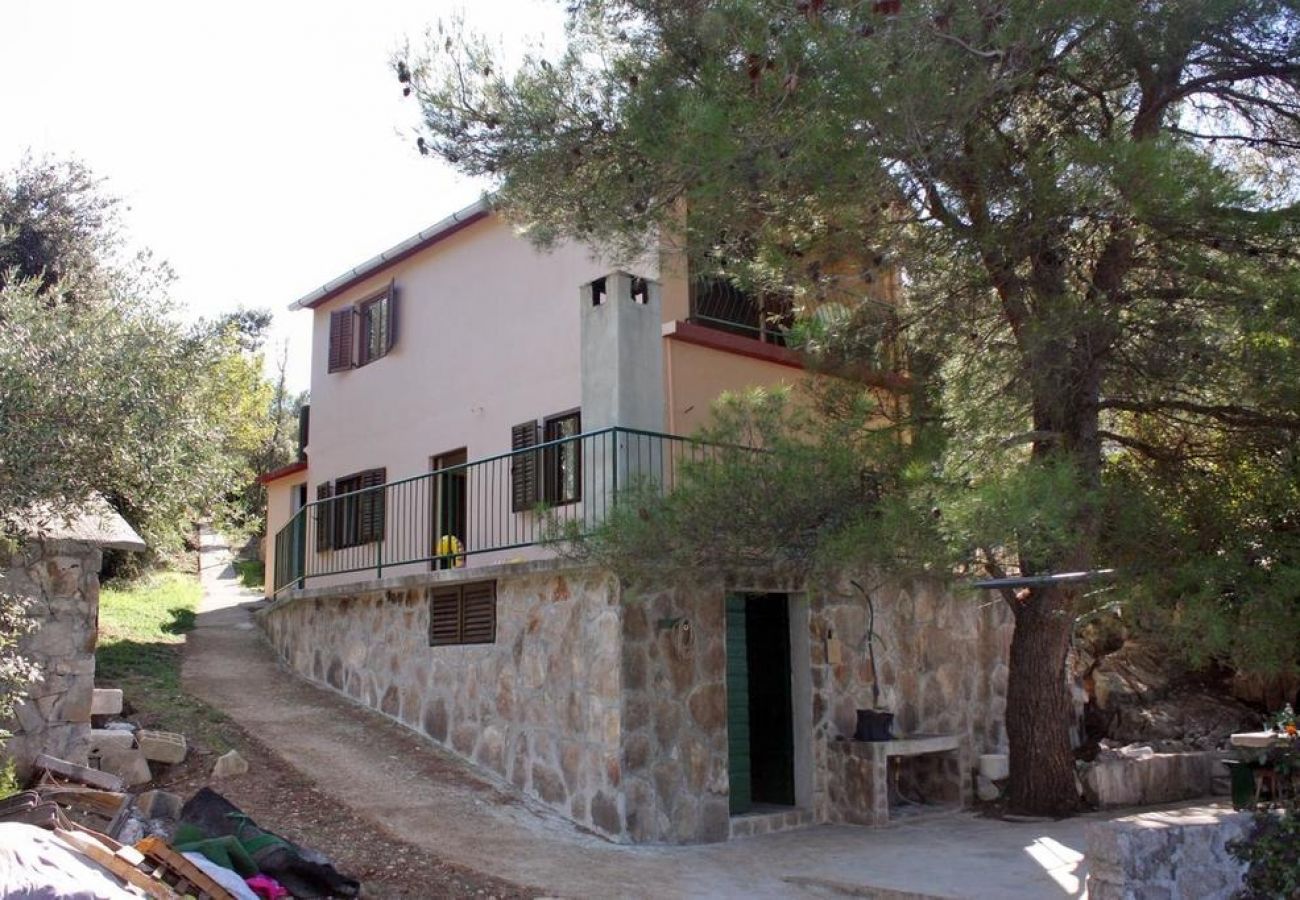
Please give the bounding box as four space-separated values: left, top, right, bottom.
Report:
1084 804 1249 900
261 557 606 615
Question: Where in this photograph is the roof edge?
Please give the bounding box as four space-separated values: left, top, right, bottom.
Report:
289 197 493 311
259 459 308 485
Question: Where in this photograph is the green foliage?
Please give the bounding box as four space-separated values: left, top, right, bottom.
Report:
0 759 19 800
1231 809 1300 899
233 559 265 591
0 154 117 297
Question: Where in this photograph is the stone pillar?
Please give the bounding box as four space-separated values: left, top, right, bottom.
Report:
1 539 103 777
580 272 666 503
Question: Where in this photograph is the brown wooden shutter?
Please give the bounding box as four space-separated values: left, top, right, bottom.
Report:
429 586 462 646
315 482 334 551
460 581 497 644
510 421 540 512
384 283 398 354
328 308 355 372
357 467 386 543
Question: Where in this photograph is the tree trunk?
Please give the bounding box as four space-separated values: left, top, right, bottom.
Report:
1005 583 1081 816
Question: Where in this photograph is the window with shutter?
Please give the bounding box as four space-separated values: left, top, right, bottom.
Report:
510 421 540 512
357 467 387 543
333 467 385 549
543 410 582 505
327 309 355 372
461 582 496 643
428 581 496 646
429 586 462 646
315 483 334 551
358 283 397 366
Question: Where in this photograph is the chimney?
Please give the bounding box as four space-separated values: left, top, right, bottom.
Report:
580 271 664 432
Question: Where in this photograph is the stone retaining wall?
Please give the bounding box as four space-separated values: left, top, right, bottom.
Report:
260 563 1012 843
1 539 102 777
1085 805 1250 899
260 561 629 840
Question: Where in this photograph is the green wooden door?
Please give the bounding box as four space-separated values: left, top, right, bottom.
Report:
726 594 752 815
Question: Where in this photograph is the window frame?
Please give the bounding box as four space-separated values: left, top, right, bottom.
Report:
356 285 392 367
542 409 582 506
326 281 397 374
330 467 386 549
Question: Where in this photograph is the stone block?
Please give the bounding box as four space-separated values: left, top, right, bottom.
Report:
89 729 135 752
95 745 152 787
90 688 123 716
135 789 183 819
136 730 186 764
212 749 249 777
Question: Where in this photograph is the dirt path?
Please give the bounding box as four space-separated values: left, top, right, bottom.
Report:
182 527 1095 900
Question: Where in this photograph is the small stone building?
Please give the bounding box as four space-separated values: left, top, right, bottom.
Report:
260 559 1012 843
1 498 145 777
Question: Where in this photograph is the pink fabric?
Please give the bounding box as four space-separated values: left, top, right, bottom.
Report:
245 873 290 900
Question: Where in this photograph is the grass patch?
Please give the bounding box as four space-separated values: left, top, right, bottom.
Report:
232 559 264 591
97 571 231 747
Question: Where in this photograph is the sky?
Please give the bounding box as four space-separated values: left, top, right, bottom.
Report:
0 1 567 393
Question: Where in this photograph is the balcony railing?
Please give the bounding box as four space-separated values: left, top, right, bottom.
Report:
271 427 721 594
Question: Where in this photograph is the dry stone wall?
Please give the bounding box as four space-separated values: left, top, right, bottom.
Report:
2 539 103 777
259 561 630 840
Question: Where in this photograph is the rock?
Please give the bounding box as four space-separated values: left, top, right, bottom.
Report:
976 774 1000 802
1111 690 1258 749
136 730 186 764
211 750 248 778
90 688 123 716
95 745 152 787
134 789 182 820
116 816 145 846
89 728 135 752
1090 641 1179 710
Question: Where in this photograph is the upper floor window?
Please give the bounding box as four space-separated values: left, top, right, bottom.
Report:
510 409 582 511
328 282 398 372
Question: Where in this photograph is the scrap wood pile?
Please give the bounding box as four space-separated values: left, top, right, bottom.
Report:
0 756 360 899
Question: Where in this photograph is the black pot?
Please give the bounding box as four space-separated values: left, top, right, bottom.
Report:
854 709 894 742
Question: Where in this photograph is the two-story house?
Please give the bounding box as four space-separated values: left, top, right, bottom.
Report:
256 198 1012 845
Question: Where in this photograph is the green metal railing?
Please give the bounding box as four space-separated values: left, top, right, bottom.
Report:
271 426 720 594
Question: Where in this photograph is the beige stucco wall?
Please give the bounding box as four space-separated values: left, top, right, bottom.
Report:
264 470 308 597
663 337 805 436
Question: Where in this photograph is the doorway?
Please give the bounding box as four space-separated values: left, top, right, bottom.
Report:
431 449 467 569
726 593 796 815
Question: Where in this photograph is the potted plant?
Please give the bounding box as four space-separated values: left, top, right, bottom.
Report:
850 580 894 742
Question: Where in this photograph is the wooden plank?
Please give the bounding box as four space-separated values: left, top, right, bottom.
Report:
136 836 237 900
54 828 177 899
35 754 124 792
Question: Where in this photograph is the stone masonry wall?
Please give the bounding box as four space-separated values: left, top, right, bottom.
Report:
619 579 731 843
813 576 1013 823
2 539 103 777
1085 805 1249 899
259 562 629 840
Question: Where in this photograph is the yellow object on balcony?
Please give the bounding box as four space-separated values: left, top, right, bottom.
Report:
436 534 465 568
